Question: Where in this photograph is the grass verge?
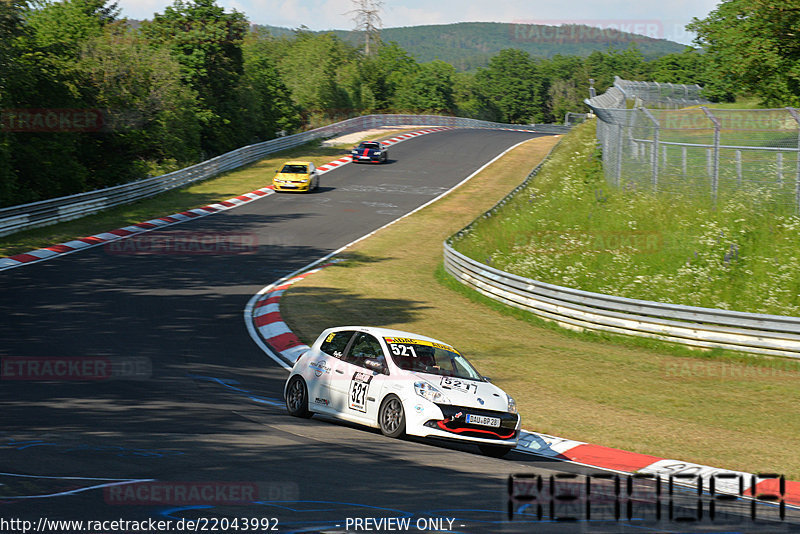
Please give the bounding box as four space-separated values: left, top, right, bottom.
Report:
0 129 416 258
453 120 800 316
280 132 800 479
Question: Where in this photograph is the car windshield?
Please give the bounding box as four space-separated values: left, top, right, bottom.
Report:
280 164 308 173
359 142 380 149
383 337 484 381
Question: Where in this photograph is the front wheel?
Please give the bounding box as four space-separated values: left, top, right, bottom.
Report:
378 395 405 438
478 444 514 458
285 376 312 418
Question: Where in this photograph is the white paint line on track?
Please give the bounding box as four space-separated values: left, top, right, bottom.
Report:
244 137 533 367
0 472 155 500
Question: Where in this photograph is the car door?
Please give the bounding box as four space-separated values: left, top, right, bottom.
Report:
328 331 389 423
307 330 357 413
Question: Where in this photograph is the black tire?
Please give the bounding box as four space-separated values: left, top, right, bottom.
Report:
378 395 406 438
285 376 313 418
478 444 514 458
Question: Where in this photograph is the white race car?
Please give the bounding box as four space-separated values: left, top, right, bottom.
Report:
284 326 520 457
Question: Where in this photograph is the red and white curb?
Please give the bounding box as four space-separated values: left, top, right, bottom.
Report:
248 261 341 369
0 190 275 271
516 431 799 506
0 127 451 273
248 261 800 508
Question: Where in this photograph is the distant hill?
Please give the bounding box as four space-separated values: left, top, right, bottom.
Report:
257 21 687 71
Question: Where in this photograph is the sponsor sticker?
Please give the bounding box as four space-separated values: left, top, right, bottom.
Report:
384 337 459 355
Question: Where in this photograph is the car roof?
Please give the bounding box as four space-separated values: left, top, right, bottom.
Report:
326 325 448 345
282 160 312 165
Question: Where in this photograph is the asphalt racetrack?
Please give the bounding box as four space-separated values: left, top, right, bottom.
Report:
1 129 796 533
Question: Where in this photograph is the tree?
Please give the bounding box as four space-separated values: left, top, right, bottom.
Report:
349 0 382 56
687 0 800 106
540 54 590 122
393 60 455 114
277 32 355 119
0 0 28 205
242 30 300 137
141 0 249 155
78 28 201 184
475 49 546 124
584 46 649 93
650 48 707 86
3 0 123 204
453 71 497 120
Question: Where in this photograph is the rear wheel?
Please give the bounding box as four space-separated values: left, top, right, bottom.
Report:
378 395 405 438
478 444 514 458
285 376 312 418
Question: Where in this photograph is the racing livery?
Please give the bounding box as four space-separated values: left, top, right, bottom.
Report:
284 326 520 457
350 141 388 163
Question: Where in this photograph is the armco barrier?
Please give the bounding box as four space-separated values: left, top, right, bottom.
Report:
444 156 800 358
0 114 569 237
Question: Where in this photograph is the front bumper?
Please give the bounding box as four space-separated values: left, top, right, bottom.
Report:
273 181 311 192
404 398 520 446
352 154 384 163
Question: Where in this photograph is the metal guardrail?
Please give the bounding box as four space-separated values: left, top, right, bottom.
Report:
0 114 570 237
445 145 800 358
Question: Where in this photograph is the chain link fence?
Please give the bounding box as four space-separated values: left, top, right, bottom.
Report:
586 78 800 212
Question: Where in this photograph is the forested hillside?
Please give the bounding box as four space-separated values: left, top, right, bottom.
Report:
261 22 686 71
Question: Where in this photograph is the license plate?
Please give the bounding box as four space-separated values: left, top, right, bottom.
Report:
466 414 500 427
359 156 370 159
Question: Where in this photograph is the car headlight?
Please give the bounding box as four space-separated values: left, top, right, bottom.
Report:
507 394 517 414
374 151 381 155
414 381 450 404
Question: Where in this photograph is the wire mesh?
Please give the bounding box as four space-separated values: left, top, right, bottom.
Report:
586 79 800 212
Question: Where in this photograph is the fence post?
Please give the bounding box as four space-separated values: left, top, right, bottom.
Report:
682 146 687 177
641 108 660 193
701 107 721 205
615 118 625 187
787 108 800 214
736 150 742 186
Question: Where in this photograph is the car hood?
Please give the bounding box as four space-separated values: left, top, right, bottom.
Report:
407 371 511 412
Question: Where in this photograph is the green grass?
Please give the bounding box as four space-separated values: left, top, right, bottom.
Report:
0 129 415 258
280 133 800 479
452 120 800 316
703 96 771 110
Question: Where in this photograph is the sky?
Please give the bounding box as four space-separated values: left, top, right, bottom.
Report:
116 0 722 46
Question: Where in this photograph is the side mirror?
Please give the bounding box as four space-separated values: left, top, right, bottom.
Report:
483 376 492 383
364 359 386 374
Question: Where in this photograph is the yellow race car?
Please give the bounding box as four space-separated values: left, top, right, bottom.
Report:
273 161 319 192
